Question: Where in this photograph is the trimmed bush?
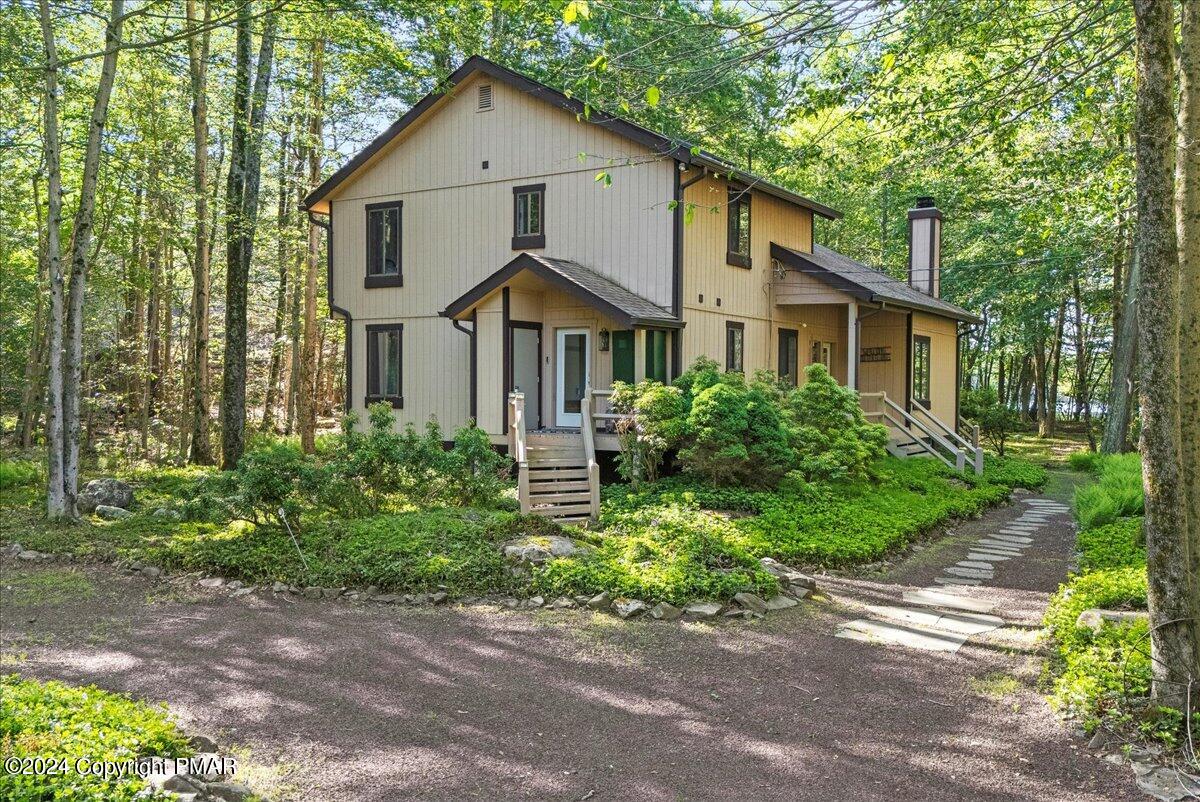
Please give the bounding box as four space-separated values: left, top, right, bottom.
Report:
0 674 192 802
609 380 687 487
677 375 793 488
784 364 887 483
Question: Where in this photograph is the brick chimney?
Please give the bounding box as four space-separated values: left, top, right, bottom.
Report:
907 196 942 297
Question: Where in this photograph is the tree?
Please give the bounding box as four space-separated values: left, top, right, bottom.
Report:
186 0 213 464
1132 0 1193 712
298 35 324 454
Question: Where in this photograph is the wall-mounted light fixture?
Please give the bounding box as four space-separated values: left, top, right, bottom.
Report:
598 328 610 351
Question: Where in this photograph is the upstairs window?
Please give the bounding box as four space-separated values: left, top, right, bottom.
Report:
365 201 402 288
366 324 403 408
912 335 931 409
726 187 751 268
512 183 546 249
726 321 744 373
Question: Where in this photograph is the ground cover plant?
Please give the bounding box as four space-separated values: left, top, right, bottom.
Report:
0 674 192 802
1043 453 1159 742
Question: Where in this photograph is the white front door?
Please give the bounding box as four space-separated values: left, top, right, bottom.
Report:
555 328 590 428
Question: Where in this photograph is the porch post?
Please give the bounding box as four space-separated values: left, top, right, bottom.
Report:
846 301 859 389
634 329 647 382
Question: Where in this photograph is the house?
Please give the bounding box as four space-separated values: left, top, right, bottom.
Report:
300 56 983 521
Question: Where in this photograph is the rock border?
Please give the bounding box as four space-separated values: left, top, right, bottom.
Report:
102 555 822 626
139 732 266 802
1084 729 1200 802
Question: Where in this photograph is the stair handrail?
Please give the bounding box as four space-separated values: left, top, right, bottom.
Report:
909 399 975 453
878 409 958 472
878 393 968 472
909 399 984 475
508 392 530 513
581 386 601 520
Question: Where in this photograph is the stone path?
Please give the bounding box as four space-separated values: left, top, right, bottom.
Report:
835 496 1071 652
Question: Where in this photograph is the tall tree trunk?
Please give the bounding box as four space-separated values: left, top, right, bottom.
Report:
1046 300 1066 436
59 0 125 517
1177 0 1200 673
1032 343 1048 434
298 37 324 454
38 0 66 518
19 176 50 449
261 121 292 433
1133 0 1194 711
187 0 213 464
220 8 276 468
1104 249 1140 453
1073 275 1096 451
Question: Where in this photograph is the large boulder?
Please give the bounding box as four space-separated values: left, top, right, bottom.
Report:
758 557 817 591
94 505 132 520
78 478 133 513
503 535 589 566
1076 608 1148 632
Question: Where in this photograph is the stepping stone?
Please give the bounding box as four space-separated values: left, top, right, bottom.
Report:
1005 524 1039 531
932 610 1007 635
993 534 1033 544
945 566 993 579
904 588 996 613
968 552 1009 562
835 618 969 652
935 577 981 587
956 560 994 570
976 540 1024 553
862 603 1005 636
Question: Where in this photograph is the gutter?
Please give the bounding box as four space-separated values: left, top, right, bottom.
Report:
308 209 352 413
671 163 707 375
451 313 477 421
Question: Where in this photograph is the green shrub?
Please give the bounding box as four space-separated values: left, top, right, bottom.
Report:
961 387 1020 456
1078 517 1145 571
980 455 1048 489
0 460 42 489
444 422 512 506
1068 450 1104 473
610 380 687 487
672 355 722 409
229 440 313 526
677 374 793 488
0 674 192 802
532 504 779 604
784 364 887 483
1074 453 1143 529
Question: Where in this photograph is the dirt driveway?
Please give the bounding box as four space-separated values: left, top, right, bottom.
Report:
1 475 1139 801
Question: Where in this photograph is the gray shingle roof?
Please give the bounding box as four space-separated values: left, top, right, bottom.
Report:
441 253 682 328
771 243 982 324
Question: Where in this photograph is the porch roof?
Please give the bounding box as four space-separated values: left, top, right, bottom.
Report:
771 243 984 324
441 252 684 329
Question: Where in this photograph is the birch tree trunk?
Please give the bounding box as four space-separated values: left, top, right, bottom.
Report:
59 0 125 517
19 176 50 449
298 37 324 454
1103 249 1139 453
38 0 66 518
261 121 291 433
187 0 213 464
1133 0 1194 711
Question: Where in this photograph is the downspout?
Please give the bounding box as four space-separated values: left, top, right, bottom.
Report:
853 304 885 392
671 163 707 376
451 311 476 421
308 209 352 413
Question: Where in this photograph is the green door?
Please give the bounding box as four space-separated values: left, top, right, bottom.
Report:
646 330 668 383
612 330 634 384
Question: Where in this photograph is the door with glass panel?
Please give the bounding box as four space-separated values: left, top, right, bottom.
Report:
555 328 590 427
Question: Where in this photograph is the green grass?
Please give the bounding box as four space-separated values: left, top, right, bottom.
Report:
2 569 95 607
1004 425 1095 466
0 674 192 802
1042 451 1154 737
0 460 42 490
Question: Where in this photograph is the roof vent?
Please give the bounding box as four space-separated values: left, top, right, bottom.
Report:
477 84 494 112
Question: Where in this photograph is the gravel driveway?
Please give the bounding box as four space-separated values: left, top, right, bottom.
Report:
1 474 1140 801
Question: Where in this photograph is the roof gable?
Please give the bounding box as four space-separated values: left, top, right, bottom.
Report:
302 56 840 220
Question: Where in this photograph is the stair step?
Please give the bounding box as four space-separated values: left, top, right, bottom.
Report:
529 480 591 492
529 491 592 504
528 468 589 480
555 516 592 525
530 503 593 517
527 445 584 455
528 457 588 467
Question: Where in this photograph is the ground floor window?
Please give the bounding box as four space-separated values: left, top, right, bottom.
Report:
778 328 799 386
646 330 668 383
912 334 931 408
726 321 744 373
811 340 833 371
366 324 403 408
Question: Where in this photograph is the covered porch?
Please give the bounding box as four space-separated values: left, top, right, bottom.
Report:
441 252 684 452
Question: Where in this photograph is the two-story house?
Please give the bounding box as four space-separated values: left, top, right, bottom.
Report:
301 57 982 521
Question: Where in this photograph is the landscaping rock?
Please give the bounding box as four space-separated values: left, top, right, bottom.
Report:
3 542 23 557
321 587 343 599
152 508 182 521
612 598 648 619
764 594 799 611
503 535 588 565
161 774 206 793
365 585 380 597
271 581 290 593
586 591 612 610
374 594 402 604
77 478 133 513
683 601 723 620
1135 766 1200 801
733 592 768 614
758 557 817 590
230 587 254 598
94 504 132 520
205 781 254 802
17 550 43 561
141 566 162 579
199 577 225 588
525 595 545 608
187 734 219 752
548 596 575 609
573 594 593 606
301 586 322 598
788 584 815 599
430 591 449 604
1076 608 1148 632
188 752 231 782
649 602 682 621
226 580 244 591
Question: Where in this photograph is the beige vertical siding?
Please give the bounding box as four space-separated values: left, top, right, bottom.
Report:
330 75 675 434
912 310 959 423
858 310 910 403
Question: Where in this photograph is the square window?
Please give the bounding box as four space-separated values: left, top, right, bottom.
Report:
912 335 931 408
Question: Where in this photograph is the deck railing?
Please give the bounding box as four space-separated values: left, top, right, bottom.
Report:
580 386 602 517
508 392 530 513
859 391 983 475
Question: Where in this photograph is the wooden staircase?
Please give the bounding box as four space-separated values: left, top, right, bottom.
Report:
860 391 984 475
509 392 600 524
